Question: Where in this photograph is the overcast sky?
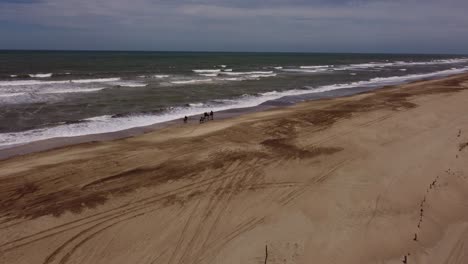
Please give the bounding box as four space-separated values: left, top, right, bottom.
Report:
0 0 467 53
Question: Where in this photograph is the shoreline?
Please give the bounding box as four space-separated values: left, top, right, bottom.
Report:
1 72 467 161
1 72 468 263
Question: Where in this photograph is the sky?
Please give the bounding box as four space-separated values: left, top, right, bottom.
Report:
0 0 467 54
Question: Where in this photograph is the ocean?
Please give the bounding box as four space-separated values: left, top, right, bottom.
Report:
1 51 468 148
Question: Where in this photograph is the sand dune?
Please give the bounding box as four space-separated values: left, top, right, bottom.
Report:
1 74 468 264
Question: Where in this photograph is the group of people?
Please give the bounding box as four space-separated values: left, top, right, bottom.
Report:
183 111 214 124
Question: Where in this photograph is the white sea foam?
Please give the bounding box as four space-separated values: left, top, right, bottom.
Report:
188 103 204 107
0 78 121 87
111 81 147 87
223 69 233 72
305 67 468 92
29 73 53 78
400 69 407 71
274 66 283 70
0 80 68 86
10 75 17 78
38 88 106 94
248 74 277 78
2 67 468 148
84 116 111 122
170 79 213 84
198 73 219 77
153 75 170 78
219 77 243 81
219 65 227 68
71 78 121 84
193 69 221 73
282 58 468 73
338 58 468 71
281 68 328 73
300 65 330 69
0 92 26 98
220 71 273 76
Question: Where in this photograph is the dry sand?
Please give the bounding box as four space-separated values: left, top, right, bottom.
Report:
1 74 468 264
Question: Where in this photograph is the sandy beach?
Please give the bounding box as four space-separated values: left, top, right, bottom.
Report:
1 73 468 264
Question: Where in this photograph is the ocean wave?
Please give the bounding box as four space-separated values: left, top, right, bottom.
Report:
282 58 468 74
219 77 243 81
220 71 273 76
300 65 331 69
193 69 221 73
29 73 53 78
111 81 147 87
10 75 17 78
281 68 329 73
198 73 219 77
0 80 68 86
170 79 213 84
223 69 233 72
37 87 106 94
187 103 204 107
247 73 277 78
154 74 170 78
0 77 121 87
274 66 283 70
2 67 467 148
304 67 468 92
0 92 26 98
279 65 331 73
71 78 121 84
139 74 169 79
337 58 468 71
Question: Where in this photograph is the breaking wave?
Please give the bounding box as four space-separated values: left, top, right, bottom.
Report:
2 67 467 148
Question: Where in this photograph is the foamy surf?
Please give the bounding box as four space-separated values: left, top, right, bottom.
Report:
198 73 219 77
71 78 121 84
193 69 221 73
110 81 147 87
220 71 274 76
0 78 121 86
281 68 329 73
29 73 53 78
0 92 26 98
170 79 213 84
37 87 106 94
154 75 170 78
2 67 467 148
281 58 468 74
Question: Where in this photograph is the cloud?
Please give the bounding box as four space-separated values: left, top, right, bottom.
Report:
0 0 467 53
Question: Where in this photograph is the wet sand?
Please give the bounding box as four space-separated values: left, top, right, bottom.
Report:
1 74 468 264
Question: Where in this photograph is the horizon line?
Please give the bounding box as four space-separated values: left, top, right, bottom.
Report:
0 49 466 56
